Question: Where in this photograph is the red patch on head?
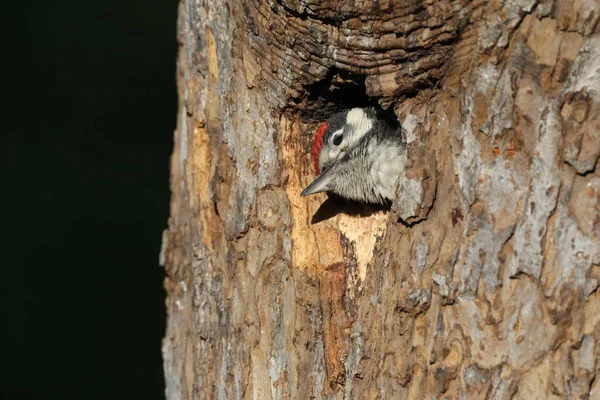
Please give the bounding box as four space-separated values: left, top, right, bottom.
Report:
312 122 328 174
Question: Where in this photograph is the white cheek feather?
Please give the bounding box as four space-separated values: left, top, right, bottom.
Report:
319 150 329 170
370 145 406 200
328 148 338 163
346 108 373 142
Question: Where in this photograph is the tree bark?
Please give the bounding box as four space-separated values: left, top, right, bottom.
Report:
161 0 600 398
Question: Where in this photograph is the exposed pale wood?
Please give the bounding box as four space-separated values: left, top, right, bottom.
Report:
162 0 600 398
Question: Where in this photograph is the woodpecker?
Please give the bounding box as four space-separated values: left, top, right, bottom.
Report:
301 107 407 204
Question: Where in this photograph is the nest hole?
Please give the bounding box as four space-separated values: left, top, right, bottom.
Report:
297 69 397 125
293 69 399 221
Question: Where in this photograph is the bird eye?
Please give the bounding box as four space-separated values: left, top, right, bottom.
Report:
332 134 343 146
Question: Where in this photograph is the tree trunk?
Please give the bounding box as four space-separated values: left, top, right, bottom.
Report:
161 0 600 398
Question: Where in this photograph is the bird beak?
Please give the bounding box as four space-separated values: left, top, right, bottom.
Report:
301 166 335 197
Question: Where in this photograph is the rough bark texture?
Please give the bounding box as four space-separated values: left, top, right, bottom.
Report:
161 0 600 398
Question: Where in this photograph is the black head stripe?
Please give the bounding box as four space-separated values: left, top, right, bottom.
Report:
323 111 347 144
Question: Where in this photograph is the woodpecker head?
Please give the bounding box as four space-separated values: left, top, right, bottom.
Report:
310 108 376 175
301 107 406 204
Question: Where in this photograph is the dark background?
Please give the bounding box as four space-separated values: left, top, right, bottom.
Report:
1 1 177 399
